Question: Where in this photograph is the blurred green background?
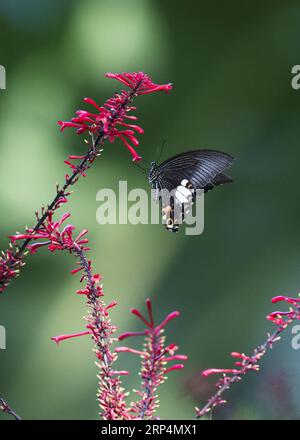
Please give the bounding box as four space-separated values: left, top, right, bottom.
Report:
1 0 300 420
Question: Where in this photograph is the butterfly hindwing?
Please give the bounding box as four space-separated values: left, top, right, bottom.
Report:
160 179 195 232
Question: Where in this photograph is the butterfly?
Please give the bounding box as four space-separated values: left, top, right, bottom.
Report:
147 149 234 232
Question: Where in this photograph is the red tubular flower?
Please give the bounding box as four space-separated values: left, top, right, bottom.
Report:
266 311 294 326
201 368 241 377
230 352 251 360
117 298 187 420
272 295 300 305
164 364 185 374
118 331 147 341
58 72 172 162
51 330 92 344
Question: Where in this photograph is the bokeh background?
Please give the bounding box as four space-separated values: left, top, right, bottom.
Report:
1 0 300 420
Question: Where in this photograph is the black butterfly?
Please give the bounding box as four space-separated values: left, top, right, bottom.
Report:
147 149 234 232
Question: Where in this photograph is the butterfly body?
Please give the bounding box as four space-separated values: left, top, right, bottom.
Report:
148 149 234 232
148 161 159 184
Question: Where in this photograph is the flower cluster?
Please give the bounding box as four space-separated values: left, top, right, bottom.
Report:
13 209 130 419
0 249 23 294
9 212 89 255
0 72 171 295
58 72 172 163
267 295 300 325
117 298 187 419
196 294 300 418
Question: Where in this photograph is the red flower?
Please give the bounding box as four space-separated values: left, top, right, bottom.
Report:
272 295 300 305
51 330 92 344
58 72 172 162
201 368 241 377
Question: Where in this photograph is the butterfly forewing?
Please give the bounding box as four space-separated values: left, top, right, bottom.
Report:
156 150 234 192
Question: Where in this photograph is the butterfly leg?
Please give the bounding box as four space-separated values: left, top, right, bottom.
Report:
161 196 179 233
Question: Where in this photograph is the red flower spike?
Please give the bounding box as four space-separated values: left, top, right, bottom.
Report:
57 236 130 419
105 72 172 96
10 213 89 256
0 250 22 293
1 71 172 295
21 210 130 419
117 298 186 419
59 72 172 162
197 292 300 419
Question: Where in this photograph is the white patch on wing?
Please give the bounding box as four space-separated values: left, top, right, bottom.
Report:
175 182 194 205
181 179 189 186
175 189 189 205
177 185 192 198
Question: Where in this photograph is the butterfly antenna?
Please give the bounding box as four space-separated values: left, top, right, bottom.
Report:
134 163 148 174
141 158 151 166
157 139 167 163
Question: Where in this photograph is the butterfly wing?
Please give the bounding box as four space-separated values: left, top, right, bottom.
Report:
155 149 234 192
